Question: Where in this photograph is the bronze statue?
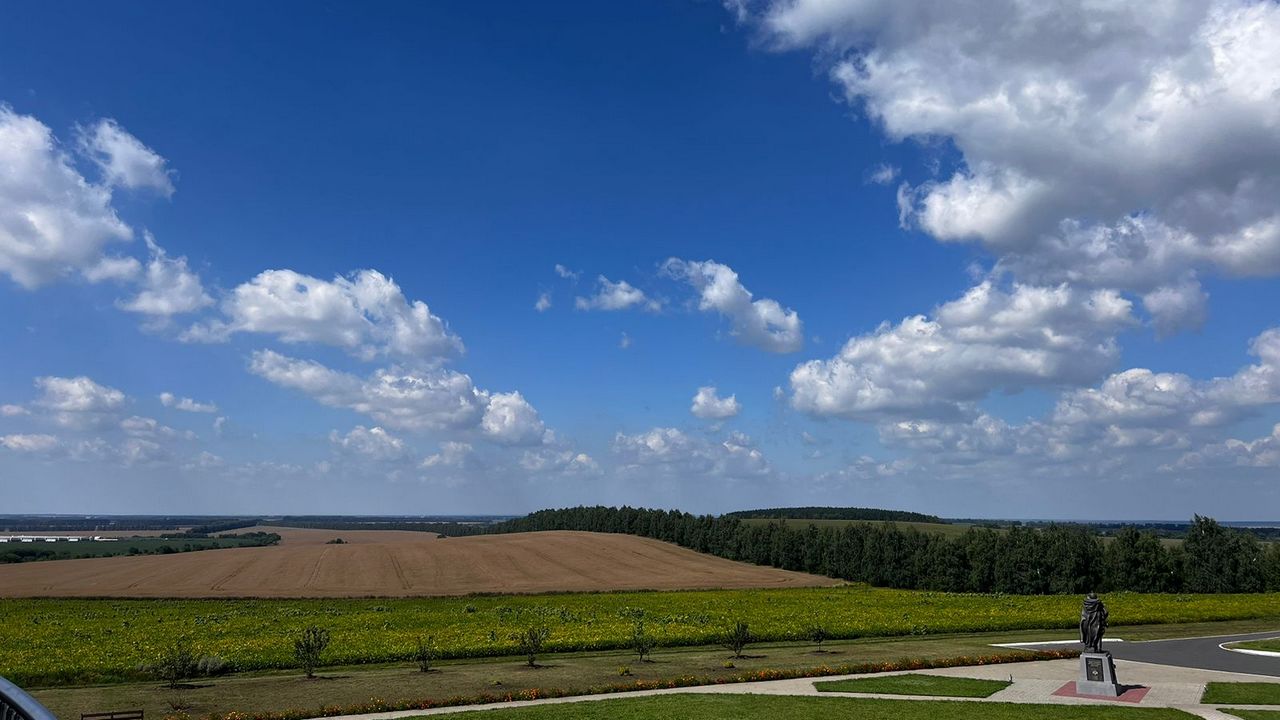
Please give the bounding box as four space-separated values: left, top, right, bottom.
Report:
1080 592 1108 653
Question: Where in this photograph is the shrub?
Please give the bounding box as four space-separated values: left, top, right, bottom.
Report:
617 665 631 676
293 626 330 679
196 655 228 676
155 638 197 689
631 619 655 663
808 624 829 652
413 635 437 673
512 626 550 667
720 620 751 659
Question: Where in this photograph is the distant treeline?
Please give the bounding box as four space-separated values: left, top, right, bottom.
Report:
270 518 500 536
953 518 1280 543
724 506 944 524
0 516 259 532
173 519 263 536
479 506 1280 594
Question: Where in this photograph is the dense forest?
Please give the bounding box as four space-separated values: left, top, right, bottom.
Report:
723 507 944 523
483 506 1280 595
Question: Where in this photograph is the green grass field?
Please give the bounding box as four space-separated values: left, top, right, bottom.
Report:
1203 682 1280 704
1232 638 1280 653
438 694 1197 719
6 587 1280 687
1221 711 1280 720
814 673 1010 697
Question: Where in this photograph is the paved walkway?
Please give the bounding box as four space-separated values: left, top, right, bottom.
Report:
320 655 1280 720
1013 632 1280 677
1109 632 1280 677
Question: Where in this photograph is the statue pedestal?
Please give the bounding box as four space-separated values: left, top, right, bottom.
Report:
1077 651 1122 697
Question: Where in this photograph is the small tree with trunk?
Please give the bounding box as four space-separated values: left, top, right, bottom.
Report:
293 626 330 679
414 635 438 673
808 623 829 652
631 619 656 663
512 626 550 667
720 620 751 659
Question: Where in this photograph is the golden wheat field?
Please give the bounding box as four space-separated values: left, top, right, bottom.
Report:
0 527 836 597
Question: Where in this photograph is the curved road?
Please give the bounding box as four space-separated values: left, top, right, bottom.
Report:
1025 631 1280 677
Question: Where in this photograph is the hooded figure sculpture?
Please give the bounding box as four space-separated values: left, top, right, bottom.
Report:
1080 592 1108 653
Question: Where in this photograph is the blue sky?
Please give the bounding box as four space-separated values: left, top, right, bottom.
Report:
2 0 1279 518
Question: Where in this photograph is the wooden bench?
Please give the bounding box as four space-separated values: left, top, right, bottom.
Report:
81 711 143 720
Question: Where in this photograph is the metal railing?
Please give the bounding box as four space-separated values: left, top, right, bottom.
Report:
0 675 57 720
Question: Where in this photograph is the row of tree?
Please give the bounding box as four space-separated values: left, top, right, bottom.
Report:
723 506 943 523
485 507 1280 594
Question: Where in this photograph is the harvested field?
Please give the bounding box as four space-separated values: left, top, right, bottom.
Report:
0 527 835 597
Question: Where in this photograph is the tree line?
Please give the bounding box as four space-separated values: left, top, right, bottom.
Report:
481 506 1280 594
723 506 943 523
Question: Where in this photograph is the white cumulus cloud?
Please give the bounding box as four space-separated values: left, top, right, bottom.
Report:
574 275 660 312
77 118 175 196
34 375 128 428
791 282 1135 420
159 392 218 414
0 108 132 288
248 350 549 446
186 269 462 364
480 391 548 446
0 433 60 453
663 258 803 353
117 235 212 319
330 425 407 461
742 0 1280 324
690 386 742 420
612 427 771 479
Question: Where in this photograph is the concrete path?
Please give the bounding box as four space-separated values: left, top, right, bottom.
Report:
318 657 1280 720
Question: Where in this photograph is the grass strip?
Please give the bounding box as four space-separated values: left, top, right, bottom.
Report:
1232 639 1280 653
1203 683 1280 705
432 693 1197 719
147 650 1072 720
814 673 1010 697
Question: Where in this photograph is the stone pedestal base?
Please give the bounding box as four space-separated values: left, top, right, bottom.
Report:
1077 651 1122 697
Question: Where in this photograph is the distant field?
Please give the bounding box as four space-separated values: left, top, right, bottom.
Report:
739 518 979 538
0 535 270 562
0 527 834 598
5 586 1280 686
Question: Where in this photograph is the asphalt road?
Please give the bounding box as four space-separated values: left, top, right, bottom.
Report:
1026 631 1280 677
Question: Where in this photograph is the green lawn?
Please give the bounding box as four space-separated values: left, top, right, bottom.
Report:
1221 711 1280 720
814 673 1009 697
1232 639 1280 653
1203 683 1280 704
29 619 1280 720
28 634 1038 720
439 694 1195 719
